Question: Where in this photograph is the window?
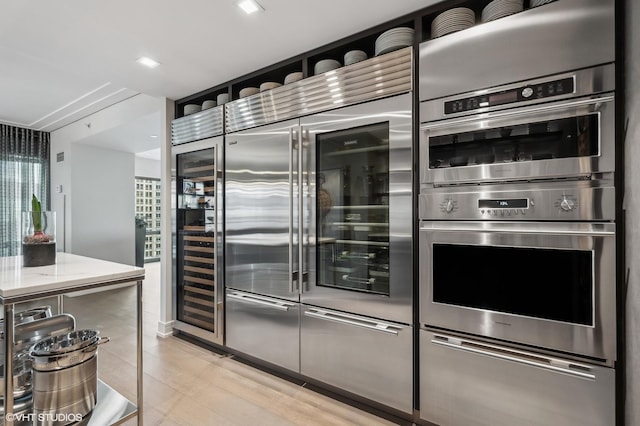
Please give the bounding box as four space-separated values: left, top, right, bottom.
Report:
0 125 50 256
135 177 161 262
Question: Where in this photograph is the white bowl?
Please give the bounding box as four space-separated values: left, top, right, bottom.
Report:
217 93 230 105
239 87 259 98
184 104 201 115
314 59 341 75
202 100 216 109
260 82 282 92
284 72 304 85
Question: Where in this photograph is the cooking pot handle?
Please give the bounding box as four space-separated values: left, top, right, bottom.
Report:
80 336 110 353
96 336 110 346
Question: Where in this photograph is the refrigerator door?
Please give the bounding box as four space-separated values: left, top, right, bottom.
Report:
225 119 300 301
226 289 300 372
172 137 225 345
419 329 615 426
301 305 413 413
300 93 412 324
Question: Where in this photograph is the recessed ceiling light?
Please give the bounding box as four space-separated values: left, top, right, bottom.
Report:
237 0 264 14
150 135 158 138
136 57 161 69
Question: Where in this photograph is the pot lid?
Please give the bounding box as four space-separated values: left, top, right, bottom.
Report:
30 329 100 356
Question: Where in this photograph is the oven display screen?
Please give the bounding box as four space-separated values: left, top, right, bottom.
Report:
478 199 528 209
489 91 518 105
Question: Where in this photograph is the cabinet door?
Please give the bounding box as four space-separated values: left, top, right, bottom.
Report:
226 290 300 372
301 305 413 413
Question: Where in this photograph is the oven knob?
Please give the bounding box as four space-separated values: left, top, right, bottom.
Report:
560 197 576 212
444 199 455 213
522 87 534 98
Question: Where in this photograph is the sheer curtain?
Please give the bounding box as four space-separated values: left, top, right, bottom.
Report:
0 124 50 256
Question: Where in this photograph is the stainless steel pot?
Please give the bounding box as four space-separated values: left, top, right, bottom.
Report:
29 330 108 426
30 330 107 372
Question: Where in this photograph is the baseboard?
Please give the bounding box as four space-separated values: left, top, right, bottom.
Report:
156 320 176 338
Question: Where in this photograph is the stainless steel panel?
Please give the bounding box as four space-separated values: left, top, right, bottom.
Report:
419 221 616 362
226 290 299 372
420 64 615 123
419 0 615 101
171 137 225 345
420 93 615 185
226 47 412 133
419 180 615 221
419 329 615 426
301 94 413 324
301 306 412 413
225 119 299 301
171 105 224 145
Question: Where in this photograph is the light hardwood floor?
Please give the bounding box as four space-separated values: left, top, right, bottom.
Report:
60 262 400 425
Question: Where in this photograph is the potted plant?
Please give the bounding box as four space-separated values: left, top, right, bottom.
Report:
22 194 56 267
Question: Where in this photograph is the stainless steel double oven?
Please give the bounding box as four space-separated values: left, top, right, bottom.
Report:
418 61 617 424
420 64 617 362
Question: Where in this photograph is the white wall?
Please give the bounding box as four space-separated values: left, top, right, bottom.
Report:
50 94 161 264
69 144 135 264
135 156 160 179
625 0 640 423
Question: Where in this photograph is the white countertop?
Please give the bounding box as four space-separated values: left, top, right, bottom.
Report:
0 252 144 299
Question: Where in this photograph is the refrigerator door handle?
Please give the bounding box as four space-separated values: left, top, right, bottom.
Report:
431 334 596 380
299 127 308 293
304 308 401 335
289 127 297 294
228 292 295 312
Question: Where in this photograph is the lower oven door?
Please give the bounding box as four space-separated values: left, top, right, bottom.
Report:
419 330 615 426
419 221 616 363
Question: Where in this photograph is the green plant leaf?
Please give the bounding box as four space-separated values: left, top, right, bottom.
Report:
31 194 42 232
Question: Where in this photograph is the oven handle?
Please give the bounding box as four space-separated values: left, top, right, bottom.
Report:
422 94 614 131
420 222 615 236
431 334 596 381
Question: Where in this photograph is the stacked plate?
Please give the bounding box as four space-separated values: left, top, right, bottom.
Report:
481 0 523 22
344 50 368 66
375 27 413 56
314 59 341 75
184 104 201 115
530 0 555 7
217 93 230 105
260 82 282 92
202 100 216 109
284 72 303 85
431 8 475 38
239 87 259 98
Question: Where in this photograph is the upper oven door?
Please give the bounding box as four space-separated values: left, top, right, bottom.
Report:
419 221 616 363
420 93 614 186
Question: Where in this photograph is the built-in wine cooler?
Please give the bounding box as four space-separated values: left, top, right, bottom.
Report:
172 136 224 345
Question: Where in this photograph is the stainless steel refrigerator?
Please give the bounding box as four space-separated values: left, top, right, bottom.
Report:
225 93 413 413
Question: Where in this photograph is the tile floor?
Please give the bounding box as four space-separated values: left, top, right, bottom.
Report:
58 262 400 425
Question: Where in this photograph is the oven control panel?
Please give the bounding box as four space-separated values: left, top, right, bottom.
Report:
419 186 615 222
444 77 575 114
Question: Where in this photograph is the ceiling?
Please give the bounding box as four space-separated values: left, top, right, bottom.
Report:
1 0 437 139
